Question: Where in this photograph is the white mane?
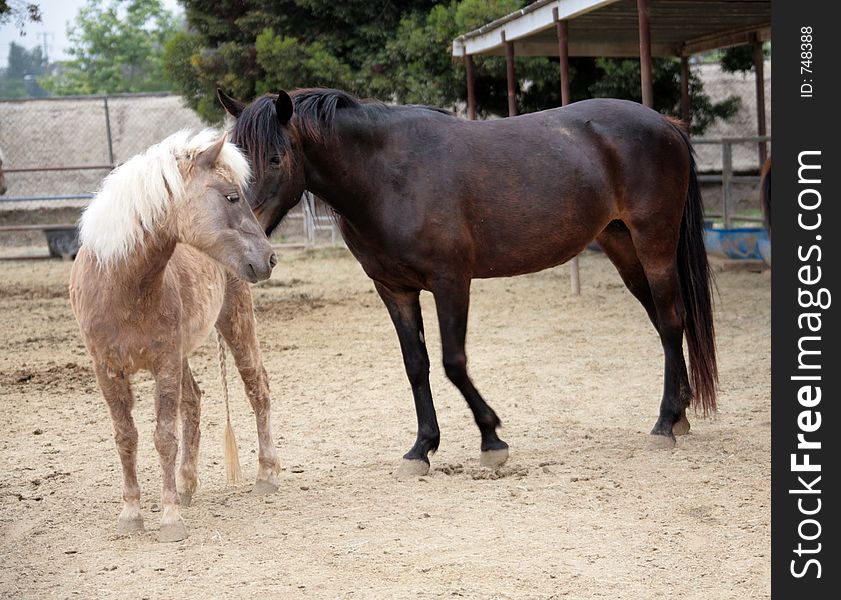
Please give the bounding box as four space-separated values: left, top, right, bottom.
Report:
80 129 251 265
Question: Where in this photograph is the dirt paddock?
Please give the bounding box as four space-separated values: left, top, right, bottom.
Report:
0 248 770 599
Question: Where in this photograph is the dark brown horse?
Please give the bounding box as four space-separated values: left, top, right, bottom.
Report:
218 88 717 474
0 146 7 195
760 156 771 237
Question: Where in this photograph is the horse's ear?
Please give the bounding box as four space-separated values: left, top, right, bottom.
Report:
217 88 245 118
275 91 294 125
196 132 228 170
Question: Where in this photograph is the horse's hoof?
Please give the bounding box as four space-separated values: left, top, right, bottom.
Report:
647 433 676 450
117 515 144 536
672 415 691 436
396 458 430 478
480 447 510 469
253 478 279 496
179 491 193 508
158 519 188 543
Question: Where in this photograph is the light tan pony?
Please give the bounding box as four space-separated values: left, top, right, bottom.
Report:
70 130 281 542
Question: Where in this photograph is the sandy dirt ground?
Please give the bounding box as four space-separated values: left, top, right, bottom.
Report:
0 248 770 599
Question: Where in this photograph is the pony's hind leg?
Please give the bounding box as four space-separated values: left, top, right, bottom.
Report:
374 282 440 477
177 359 201 507
216 277 280 494
596 222 692 436
432 277 508 468
94 363 143 534
153 356 188 542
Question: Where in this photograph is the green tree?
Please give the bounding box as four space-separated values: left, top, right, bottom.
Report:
40 0 179 95
0 1 41 32
165 0 739 133
0 41 47 98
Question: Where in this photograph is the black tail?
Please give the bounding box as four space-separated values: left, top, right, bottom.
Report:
670 121 718 414
760 156 771 238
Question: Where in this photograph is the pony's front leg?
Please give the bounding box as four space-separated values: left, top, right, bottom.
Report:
177 359 201 507
94 363 143 535
153 356 188 542
216 278 280 494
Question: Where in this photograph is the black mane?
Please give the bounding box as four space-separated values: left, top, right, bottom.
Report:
230 88 452 177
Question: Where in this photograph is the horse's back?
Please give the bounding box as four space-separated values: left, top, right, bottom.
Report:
424 100 689 277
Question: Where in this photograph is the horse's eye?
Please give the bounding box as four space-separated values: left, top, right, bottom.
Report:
269 155 281 167
225 192 239 203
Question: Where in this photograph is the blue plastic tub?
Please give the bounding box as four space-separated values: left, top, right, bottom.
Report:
703 226 768 260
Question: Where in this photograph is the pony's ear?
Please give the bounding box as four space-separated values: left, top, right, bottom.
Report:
217 88 245 118
196 132 228 170
275 91 294 125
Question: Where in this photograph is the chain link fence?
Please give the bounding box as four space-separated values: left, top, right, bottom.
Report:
0 93 339 251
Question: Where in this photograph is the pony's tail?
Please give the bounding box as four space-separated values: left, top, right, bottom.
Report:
670 122 719 414
217 331 243 485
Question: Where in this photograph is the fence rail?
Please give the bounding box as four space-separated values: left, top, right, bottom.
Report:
693 135 770 228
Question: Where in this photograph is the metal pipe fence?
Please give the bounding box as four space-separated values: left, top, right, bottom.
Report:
693 135 771 228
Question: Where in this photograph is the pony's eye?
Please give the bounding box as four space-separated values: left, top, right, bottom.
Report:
269 156 281 167
225 192 240 203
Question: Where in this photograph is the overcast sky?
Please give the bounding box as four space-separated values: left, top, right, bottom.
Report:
0 0 183 66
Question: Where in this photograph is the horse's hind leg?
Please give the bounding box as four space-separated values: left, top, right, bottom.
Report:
597 222 692 436
216 277 280 494
177 359 201 507
432 277 508 468
94 363 143 534
153 356 188 542
374 282 439 477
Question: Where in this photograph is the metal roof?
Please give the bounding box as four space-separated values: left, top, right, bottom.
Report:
452 0 771 58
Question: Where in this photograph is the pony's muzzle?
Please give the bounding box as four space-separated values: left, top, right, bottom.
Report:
246 250 276 282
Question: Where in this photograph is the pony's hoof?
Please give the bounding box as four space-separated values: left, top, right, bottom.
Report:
396 458 430 478
672 415 691 436
179 491 193 508
253 478 279 496
158 519 188 543
480 447 509 469
647 433 676 449
117 515 144 536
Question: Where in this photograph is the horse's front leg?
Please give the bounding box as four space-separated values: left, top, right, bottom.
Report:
153 355 188 542
94 363 143 534
374 282 439 477
216 277 280 494
432 277 508 468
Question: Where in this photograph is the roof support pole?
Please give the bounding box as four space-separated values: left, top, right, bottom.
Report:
752 36 768 165
680 55 691 128
465 54 477 120
504 36 517 117
556 18 571 106
636 0 654 108
555 13 580 295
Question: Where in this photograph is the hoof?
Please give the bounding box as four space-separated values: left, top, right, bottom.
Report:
647 433 676 450
179 491 193 508
672 414 691 436
117 515 145 536
158 519 188 543
480 447 509 469
396 458 430 478
253 478 279 496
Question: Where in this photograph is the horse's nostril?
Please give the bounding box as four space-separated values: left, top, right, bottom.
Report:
269 253 277 268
